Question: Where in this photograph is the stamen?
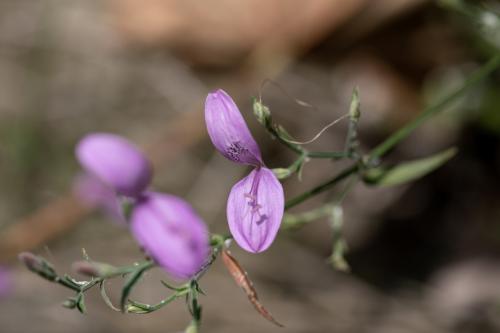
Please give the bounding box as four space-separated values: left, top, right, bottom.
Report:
243 176 268 226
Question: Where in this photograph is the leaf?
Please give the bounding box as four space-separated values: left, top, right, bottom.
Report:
76 293 86 314
328 206 350 272
120 265 148 312
126 300 152 314
63 274 83 289
221 250 284 327
160 280 184 292
99 281 120 312
364 147 457 187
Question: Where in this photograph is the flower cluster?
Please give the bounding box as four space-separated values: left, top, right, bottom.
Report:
73 89 285 284
75 133 209 280
205 89 284 253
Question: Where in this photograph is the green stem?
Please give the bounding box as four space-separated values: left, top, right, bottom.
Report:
268 124 305 155
285 165 358 210
55 277 82 292
306 151 348 159
282 204 333 229
369 54 500 160
128 289 189 313
285 54 500 209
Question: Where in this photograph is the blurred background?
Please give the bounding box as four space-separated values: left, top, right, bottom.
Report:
0 0 500 332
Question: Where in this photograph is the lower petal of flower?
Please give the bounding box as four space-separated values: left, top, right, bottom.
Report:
130 192 210 280
227 167 284 253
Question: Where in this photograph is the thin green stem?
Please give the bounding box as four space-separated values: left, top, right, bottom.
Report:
55 277 81 292
306 151 348 159
285 54 500 209
282 205 332 230
369 54 500 160
103 261 153 279
267 124 305 155
285 165 358 210
128 289 189 313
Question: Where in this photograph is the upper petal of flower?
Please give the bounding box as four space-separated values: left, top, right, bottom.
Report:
130 192 210 280
205 89 263 166
75 133 152 197
227 167 284 253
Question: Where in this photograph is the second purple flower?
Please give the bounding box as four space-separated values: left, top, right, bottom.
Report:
205 89 284 253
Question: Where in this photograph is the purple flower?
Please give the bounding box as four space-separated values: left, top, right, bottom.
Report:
75 133 152 198
130 192 210 280
205 89 284 253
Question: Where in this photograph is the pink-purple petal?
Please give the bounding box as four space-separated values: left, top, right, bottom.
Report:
205 89 263 166
130 192 210 280
73 173 125 224
227 167 284 253
0 266 12 298
76 133 152 198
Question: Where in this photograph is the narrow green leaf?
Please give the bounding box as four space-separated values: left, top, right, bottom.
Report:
76 294 86 314
364 147 457 187
328 206 350 272
126 300 152 314
99 281 120 312
120 267 147 312
63 275 82 290
160 280 183 291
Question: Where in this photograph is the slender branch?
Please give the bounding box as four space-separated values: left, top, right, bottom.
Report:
285 165 358 209
306 151 348 159
285 54 500 209
369 54 500 160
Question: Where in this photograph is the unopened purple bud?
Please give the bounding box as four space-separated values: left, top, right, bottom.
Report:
72 261 118 278
72 261 100 277
130 192 210 280
205 89 263 166
227 167 284 253
76 133 152 197
18 252 57 280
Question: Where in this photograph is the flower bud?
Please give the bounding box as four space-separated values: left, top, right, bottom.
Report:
18 252 57 281
72 261 119 278
227 167 284 253
130 192 210 280
205 89 263 167
272 168 292 180
75 133 152 197
252 99 271 126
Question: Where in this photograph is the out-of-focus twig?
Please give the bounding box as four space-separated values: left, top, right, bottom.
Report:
0 195 89 263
